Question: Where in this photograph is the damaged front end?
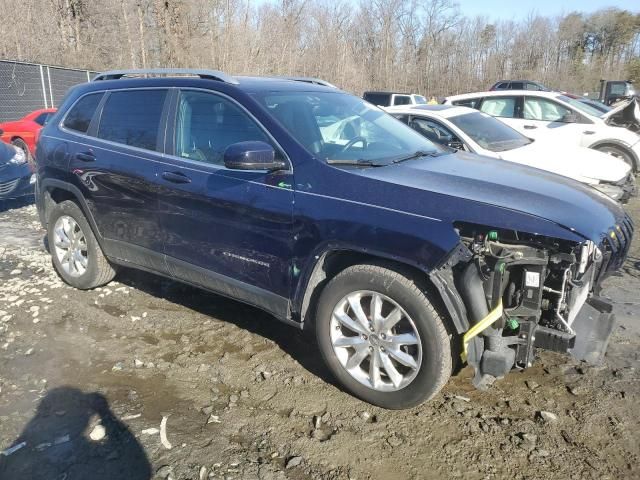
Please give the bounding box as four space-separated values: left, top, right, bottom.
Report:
440 220 634 389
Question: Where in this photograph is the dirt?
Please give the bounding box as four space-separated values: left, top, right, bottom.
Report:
0 196 638 480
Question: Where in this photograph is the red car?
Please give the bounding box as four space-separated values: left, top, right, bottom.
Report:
0 108 57 159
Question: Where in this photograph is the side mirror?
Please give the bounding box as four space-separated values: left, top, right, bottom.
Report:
562 112 579 123
224 141 286 171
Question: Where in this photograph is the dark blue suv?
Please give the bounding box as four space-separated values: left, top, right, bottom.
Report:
35 69 633 408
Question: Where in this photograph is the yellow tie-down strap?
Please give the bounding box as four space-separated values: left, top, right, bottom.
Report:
461 300 504 362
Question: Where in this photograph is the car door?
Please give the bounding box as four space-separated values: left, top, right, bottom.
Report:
65 88 169 270
520 96 588 146
478 96 524 134
158 88 295 318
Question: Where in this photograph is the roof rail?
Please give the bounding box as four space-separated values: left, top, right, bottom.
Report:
278 76 338 89
92 68 239 84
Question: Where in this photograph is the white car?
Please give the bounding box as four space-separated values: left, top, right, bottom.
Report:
443 90 640 172
383 104 636 202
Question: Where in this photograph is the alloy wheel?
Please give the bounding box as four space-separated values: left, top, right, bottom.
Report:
330 290 422 392
53 215 89 277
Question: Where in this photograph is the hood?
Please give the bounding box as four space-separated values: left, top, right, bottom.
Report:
603 97 640 132
0 141 18 165
360 151 626 243
501 142 631 184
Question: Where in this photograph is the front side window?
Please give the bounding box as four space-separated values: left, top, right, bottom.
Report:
97 90 167 151
63 93 104 133
510 82 524 90
556 95 602 118
523 97 572 122
480 97 517 118
448 111 531 152
175 90 274 165
413 95 427 105
256 91 439 164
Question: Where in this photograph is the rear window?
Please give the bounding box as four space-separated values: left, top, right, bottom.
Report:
97 90 167 151
63 93 103 133
363 93 391 106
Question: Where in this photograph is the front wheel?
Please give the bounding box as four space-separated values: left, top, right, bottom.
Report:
595 144 636 172
315 264 452 409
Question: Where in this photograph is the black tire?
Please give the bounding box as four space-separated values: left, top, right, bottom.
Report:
595 144 636 172
11 138 32 167
315 263 452 409
47 200 116 289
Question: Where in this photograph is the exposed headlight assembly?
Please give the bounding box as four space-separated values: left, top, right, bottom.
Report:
8 146 27 166
592 183 624 201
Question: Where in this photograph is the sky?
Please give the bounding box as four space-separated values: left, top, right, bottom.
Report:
456 0 638 21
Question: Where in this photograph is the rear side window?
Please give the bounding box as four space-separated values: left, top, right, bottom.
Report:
63 93 103 133
393 95 412 106
98 90 167 151
363 93 391 106
480 97 517 118
494 82 508 90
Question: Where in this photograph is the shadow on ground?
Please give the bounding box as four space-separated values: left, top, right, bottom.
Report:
117 267 340 388
0 195 34 213
0 387 151 480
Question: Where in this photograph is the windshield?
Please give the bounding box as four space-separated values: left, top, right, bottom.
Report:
255 91 440 164
556 95 604 118
447 111 531 152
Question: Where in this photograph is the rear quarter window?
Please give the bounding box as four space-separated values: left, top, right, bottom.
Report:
363 93 391 106
63 93 104 133
452 98 481 109
97 90 167 151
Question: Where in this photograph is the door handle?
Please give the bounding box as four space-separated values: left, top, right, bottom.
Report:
161 171 191 184
75 151 96 162
523 125 537 130
583 130 596 135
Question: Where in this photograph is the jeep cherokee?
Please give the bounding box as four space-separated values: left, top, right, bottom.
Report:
35 69 633 409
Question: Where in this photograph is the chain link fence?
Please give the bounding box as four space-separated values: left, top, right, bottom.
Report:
0 60 98 122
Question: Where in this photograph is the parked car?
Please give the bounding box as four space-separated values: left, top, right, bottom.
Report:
384 104 636 202
0 108 57 160
36 69 632 409
444 90 640 171
0 141 34 200
489 80 549 91
363 91 427 107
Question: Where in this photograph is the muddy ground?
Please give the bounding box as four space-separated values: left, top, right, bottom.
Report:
0 196 638 480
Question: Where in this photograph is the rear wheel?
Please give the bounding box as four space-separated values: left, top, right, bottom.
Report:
47 200 116 289
595 144 636 172
315 264 452 409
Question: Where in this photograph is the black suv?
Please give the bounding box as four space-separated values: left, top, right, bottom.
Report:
36 69 632 408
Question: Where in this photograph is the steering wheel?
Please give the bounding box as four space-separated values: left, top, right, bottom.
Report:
339 136 368 154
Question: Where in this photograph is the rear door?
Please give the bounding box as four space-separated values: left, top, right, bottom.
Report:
65 88 170 270
158 88 295 318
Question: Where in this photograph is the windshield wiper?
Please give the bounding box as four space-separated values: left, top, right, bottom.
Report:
391 150 440 164
326 158 384 167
